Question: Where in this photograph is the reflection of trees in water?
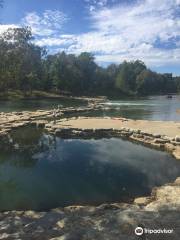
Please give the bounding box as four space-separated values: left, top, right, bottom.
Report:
0 151 38 168
0 126 57 168
11 126 44 147
0 177 19 209
0 179 17 192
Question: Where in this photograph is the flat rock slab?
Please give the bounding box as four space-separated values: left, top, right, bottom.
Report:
54 117 180 138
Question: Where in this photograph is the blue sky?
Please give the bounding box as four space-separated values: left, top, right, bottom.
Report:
0 0 180 75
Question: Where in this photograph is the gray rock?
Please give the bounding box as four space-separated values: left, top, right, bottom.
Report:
175 135 180 142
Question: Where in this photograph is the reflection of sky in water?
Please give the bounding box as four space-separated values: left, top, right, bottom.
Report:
89 138 179 188
1 132 180 211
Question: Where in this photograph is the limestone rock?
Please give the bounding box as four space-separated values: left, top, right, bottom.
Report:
175 135 180 142
172 147 180 160
165 143 175 152
153 138 169 144
134 197 150 205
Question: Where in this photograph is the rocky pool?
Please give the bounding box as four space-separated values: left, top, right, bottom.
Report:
0 126 180 211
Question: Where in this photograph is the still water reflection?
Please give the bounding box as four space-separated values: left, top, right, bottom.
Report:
0 98 86 112
0 127 180 211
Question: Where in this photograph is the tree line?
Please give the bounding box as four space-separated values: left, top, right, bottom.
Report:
0 27 180 97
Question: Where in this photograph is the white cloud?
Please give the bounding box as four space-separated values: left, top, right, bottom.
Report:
79 0 180 66
35 35 76 47
34 0 180 67
85 0 113 12
22 10 69 36
0 24 18 34
1 1 180 69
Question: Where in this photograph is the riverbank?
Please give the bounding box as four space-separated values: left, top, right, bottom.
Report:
0 90 106 103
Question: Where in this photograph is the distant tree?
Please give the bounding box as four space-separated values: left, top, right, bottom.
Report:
115 60 146 94
161 73 176 93
0 26 179 97
77 52 97 92
0 27 45 93
136 70 164 95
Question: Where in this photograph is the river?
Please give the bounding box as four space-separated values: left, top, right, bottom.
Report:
0 95 180 121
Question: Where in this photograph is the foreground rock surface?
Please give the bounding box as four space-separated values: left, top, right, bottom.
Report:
0 178 180 240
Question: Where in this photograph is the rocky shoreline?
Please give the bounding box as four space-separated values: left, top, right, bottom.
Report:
0 106 180 239
0 178 180 239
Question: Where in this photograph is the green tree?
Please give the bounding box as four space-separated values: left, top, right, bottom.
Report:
0 26 179 97
0 27 44 93
77 52 97 92
115 60 146 94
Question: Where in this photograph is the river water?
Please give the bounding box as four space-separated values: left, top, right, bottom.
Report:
79 95 180 121
0 95 179 121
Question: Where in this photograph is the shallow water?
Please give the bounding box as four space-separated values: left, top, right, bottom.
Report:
0 127 180 211
79 95 180 121
0 98 86 112
0 95 179 121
